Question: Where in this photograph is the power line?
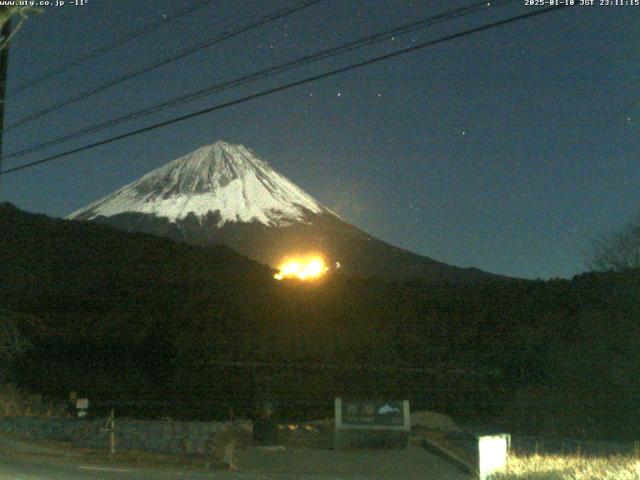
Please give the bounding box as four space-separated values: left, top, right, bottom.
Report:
4 0 325 131
4 0 517 163
9 0 220 96
0 5 568 177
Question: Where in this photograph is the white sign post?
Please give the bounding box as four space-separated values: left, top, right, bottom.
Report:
478 434 510 480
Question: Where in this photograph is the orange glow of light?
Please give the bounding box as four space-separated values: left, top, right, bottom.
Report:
273 256 330 281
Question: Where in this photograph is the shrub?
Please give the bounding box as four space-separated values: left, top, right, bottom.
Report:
0 384 67 417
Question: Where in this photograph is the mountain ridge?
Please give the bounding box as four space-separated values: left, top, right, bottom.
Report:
68 140 504 283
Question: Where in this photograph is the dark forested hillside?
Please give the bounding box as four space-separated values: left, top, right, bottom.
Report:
2 203 639 440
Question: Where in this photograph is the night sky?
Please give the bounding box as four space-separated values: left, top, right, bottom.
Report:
2 0 639 280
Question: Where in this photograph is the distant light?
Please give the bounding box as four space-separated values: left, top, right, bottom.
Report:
274 256 330 281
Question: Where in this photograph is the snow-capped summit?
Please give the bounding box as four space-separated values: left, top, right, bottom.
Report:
68 141 332 227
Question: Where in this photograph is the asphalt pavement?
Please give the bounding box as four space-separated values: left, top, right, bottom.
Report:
0 434 472 479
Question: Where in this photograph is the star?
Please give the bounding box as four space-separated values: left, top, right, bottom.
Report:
337 92 342 97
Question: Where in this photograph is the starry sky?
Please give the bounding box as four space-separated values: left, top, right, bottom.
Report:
2 0 639 280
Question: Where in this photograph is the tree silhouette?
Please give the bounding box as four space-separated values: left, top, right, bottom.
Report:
589 220 640 272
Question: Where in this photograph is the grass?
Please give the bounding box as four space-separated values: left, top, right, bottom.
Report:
491 454 640 480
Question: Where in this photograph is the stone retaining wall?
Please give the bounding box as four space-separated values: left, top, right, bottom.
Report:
0 416 252 454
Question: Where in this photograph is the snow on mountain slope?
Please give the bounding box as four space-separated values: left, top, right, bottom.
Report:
68 141 333 227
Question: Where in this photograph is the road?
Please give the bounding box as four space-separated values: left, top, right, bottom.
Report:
0 435 472 479
0 454 227 480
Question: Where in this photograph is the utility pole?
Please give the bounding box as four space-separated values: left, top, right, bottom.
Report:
0 9 11 197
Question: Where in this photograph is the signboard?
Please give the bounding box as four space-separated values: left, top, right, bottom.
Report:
334 398 410 449
340 399 406 427
76 398 89 418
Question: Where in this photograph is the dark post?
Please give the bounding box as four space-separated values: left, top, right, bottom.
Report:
0 9 11 195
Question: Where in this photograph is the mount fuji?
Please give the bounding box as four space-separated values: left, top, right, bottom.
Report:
68 141 498 282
